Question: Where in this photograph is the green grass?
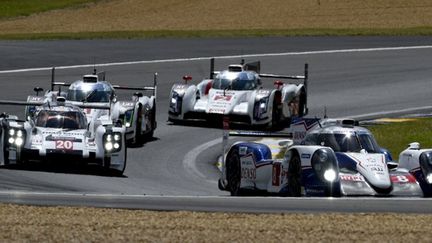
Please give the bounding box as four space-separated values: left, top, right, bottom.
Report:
1 27 432 40
0 0 99 19
368 118 432 160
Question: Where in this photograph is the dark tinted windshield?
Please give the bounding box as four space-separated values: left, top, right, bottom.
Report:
67 90 111 103
212 78 257 90
303 133 381 153
35 110 87 129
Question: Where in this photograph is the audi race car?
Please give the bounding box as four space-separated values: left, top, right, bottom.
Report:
219 118 423 197
32 68 157 144
0 98 127 175
397 142 432 197
168 58 308 128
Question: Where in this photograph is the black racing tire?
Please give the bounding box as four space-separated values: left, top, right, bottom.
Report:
226 149 242 196
288 153 302 197
134 104 144 144
145 105 156 140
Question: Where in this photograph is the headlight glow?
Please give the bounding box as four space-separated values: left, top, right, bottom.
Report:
8 129 15 136
8 138 14 144
15 137 24 146
125 122 131 127
114 143 120 149
114 134 120 141
106 134 112 142
171 98 177 104
426 174 432 184
105 142 113 151
16 130 23 137
323 169 337 182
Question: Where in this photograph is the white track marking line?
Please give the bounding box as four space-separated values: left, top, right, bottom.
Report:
344 106 432 119
1 45 432 74
182 137 222 184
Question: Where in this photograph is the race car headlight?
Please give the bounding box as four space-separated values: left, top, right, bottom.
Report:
419 152 432 184
7 128 26 147
323 169 337 182
426 174 432 184
312 148 338 183
253 97 269 119
169 91 183 115
103 132 122 153
122 109 134 128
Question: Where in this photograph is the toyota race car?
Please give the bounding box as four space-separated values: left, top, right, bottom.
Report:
218 118 423 197
33 68 157 144
168 58 308 128
398 142 432 197
0 97 127 175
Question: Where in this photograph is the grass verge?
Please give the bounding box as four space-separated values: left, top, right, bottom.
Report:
1 27 432 40
0 0 99 19
368 118 432 160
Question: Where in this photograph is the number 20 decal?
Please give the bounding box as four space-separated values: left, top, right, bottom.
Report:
56 140 73 150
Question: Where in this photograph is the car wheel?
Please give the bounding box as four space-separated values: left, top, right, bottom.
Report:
270 95 282 129
145 106 156 140
288 154 302 197
134 105 144 144
226 149 242 196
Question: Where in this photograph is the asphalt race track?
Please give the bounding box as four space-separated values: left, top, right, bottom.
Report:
0 37 431 213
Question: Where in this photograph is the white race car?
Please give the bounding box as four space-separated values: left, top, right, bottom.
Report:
0 98 127 175
219 118 423 197
398 142 432 197
35 68 157 144
169 58 308 128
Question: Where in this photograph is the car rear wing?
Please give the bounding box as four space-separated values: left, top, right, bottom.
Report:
50 67 158 99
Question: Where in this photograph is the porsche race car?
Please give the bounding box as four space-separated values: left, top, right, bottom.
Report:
398 142 432 197
31 68 157 144
0 97 127 175
219 118 423 197
168 58 308 128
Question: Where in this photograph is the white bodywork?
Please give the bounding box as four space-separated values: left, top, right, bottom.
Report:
43 71 157 144
169 61 307 127
0 104 127 174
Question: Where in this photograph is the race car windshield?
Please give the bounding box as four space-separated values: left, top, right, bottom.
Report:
304 133 381 153
35 110 87 130
67 90 111 103
212 78 257 90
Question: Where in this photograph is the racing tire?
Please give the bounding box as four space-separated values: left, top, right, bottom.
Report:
288 153 302 197
226 148 243 196
145 105 156 141
270 94 282 130
134 104 144 145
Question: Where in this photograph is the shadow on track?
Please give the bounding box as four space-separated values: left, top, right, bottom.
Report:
1 163 127 178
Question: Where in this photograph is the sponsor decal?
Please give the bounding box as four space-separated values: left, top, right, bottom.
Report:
239 146 248 155
257 90 270 95
340 174 365 182
301 153 311 159
240 154 256 180
208 108 225 114
120 101 135 107
391 175 417 183
213 95 232 101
